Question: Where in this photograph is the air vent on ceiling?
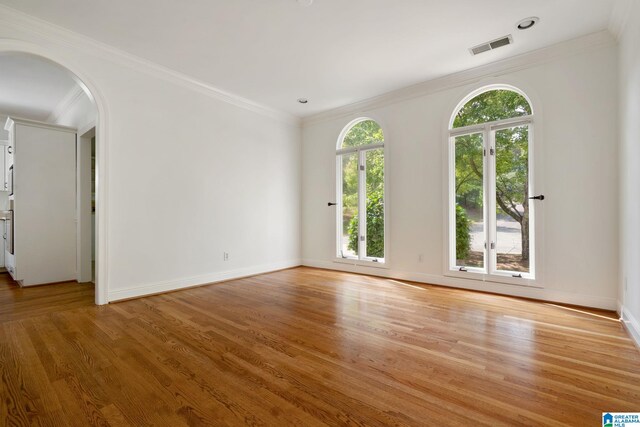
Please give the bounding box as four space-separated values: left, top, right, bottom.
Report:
470 35 513 56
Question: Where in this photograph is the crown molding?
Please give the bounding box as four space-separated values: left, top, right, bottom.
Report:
46 84 85 124
5 115 77 133
303 30 617 127
608 0 632 40
0 4 302 128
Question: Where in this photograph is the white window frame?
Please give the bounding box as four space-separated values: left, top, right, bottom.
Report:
447 94 539 287
335 119 386 266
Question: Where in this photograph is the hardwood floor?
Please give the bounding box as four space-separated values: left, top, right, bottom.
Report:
0 267 638 426
0 273 95 323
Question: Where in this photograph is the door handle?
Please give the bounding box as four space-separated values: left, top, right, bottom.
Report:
529 195 545 201
327 202 337 207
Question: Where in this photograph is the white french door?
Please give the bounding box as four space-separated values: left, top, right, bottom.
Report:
336 143 385 263
450 116 537 282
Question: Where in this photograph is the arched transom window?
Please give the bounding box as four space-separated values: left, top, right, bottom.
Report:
336 119 385 262
449 87 538 281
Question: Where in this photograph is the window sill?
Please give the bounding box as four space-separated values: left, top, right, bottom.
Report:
333 258 389 269
445 270 542 288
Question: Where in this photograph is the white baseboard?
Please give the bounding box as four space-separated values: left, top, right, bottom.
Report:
107 259 302 302
617 300 623 317
302 259 618 310
621 306 640 349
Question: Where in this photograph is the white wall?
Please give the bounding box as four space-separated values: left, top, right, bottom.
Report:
302 35 619 310
0 8 301 302
618 0 640 344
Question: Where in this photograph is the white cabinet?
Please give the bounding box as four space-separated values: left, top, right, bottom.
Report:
3 117 77 286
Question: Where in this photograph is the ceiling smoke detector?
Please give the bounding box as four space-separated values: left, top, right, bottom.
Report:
517 17 539 30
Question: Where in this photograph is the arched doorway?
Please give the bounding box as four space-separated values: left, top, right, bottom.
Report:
0 39 109 305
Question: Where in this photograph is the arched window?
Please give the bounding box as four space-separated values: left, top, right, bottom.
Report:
449 87 537 280
336 119 385 262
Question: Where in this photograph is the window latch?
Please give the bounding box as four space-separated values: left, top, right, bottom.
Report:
459 267 467 272
529 195 545 201
327 202 337 206
490 242 495 250
512 274 523 278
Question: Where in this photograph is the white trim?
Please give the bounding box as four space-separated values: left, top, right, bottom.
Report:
608 0 633 40
449 115 533 137
108 259 302 302
302 259 617 310
621 306 640 349
336 142 384 155
77 121 97 138
46 85 85 124
303 31 616 127
333 257 388 269
5 116 77 133
617 300 623 317
0 4 301 128
76 126 94 284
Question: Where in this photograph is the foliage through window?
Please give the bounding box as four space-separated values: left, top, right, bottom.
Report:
337 119 385 261
450 88 535 279
453 89 531 128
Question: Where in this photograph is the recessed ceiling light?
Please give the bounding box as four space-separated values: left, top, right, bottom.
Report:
297 98 309 104
517 17 539 30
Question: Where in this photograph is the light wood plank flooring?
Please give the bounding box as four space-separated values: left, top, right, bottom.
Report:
0 267 638 426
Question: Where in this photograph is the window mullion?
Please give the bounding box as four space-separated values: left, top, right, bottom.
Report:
357 149 366 259
487 128 497 276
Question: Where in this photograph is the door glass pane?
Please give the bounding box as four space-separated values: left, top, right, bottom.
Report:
340 152 358 258
365 148 384 259
495 125 530 273
454 133 485 269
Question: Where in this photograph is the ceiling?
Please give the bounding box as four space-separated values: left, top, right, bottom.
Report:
0 0 617 118
0 53 80 121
